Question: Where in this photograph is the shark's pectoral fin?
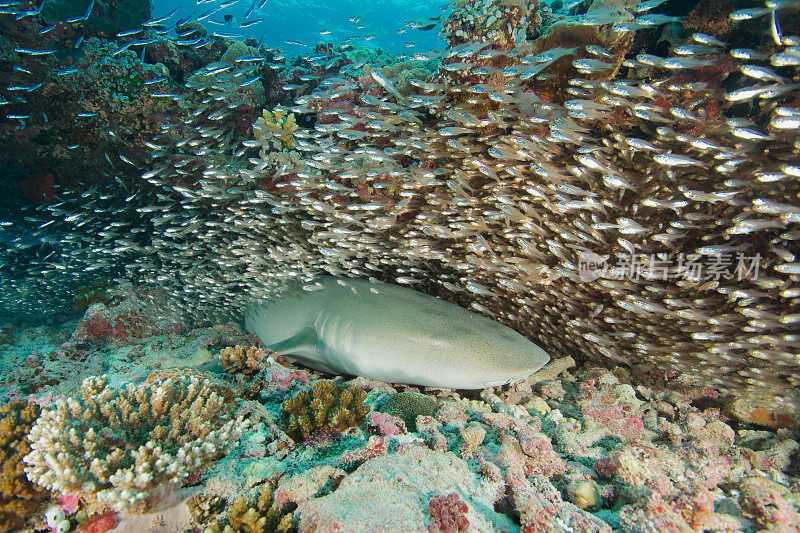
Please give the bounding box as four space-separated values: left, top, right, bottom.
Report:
267 327 318 356
266 327 341 375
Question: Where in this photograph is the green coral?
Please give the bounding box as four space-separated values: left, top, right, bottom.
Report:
253 108 298 149
117 75 144 98
281 381 369 441
378 391 439 431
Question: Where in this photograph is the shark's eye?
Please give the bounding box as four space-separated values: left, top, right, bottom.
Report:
430 340 440 347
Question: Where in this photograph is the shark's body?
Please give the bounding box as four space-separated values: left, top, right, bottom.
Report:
244 277 550 389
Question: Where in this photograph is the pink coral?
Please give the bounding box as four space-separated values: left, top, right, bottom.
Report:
58 493 79 514
338 435 389 467
262 360 309 398
619 485 742 533
506 469 611 533
79 511 117 533
428 492 469 533
367 411 406 436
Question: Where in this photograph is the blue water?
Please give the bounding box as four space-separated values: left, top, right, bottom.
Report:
151 0 447 54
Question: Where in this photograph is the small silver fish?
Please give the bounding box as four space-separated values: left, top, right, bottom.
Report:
653 152 706 167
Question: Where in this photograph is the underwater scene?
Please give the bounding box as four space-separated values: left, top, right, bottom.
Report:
1 0 800 530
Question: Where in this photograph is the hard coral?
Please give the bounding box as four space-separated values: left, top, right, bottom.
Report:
187 493 226 528
281 380 369 441
253 107 298 149
0 399 48 532
206 479 294 533
378 391 439 431
429 492 470 533
220 345 270 375
145 368 236 403
738 476 800 531
24 375 249 512
79 510 118 533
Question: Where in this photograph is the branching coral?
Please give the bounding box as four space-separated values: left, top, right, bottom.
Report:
205 480 294 533
252 107 298 149
0 399 48 532
281 380 369 441
220 345 270 375
24 375 249 512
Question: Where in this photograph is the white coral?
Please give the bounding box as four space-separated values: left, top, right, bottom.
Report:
24 375 249 512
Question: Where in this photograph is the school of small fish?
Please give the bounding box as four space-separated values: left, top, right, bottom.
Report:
1 0 799 405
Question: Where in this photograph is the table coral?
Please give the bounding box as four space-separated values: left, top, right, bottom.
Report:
0 399 48 532
24 375 249 512
281 380 369 441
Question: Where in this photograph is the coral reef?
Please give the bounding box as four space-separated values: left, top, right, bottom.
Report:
0 399 48 532
24 375 248 511
220 345 270 375
205 479 294 533
261 359 310 400
737 476 800 531
281 380 369 441
428 492 470 533
377 391 440 431
252 107 298 149
0 0 800 529
296 445 517 532
70 284 184 346
1 304 799 531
